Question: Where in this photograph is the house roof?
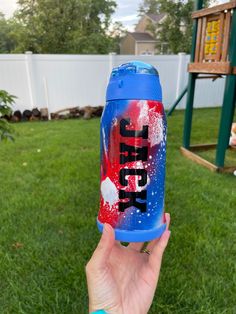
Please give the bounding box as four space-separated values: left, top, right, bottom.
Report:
129 32 155 41
146 13 166 23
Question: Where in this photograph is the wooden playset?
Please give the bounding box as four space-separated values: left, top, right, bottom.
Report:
177 0 236 173
188 1 236 75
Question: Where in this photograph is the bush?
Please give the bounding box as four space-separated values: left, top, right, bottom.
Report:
0 90 15 141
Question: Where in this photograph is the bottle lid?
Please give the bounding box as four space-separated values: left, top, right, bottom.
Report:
106 61 162 102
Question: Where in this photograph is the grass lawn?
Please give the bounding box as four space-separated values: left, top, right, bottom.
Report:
0 108 235 313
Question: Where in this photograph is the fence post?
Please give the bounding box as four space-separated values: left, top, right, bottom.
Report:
25 51 36 110
176 52 186 100
43 76 51 120
109 52 116 79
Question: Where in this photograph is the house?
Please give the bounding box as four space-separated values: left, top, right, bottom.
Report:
120 32 157 55
120 13 167 55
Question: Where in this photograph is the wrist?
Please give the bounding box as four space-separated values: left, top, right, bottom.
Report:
89 302 122 313
89 304 107 313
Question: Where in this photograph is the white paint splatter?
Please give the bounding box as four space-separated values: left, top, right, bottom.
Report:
102 127 108 159
101 177 118 206
138 100 164 147
130 161 150 192
138 100 149 125
135 174 150 192
149 109 164 146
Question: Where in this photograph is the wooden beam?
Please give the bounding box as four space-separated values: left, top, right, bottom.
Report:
188 62 231 74
53 107 78 115
195 18 202 62
207 15 221 22
180 147 218 172
190 143 236 151
199 17 207 62
218 166 236 173
221 11 231 62
180 147 236 173
192 1 236 19
189 143 217 151
216 13 225 61
196 75 223 79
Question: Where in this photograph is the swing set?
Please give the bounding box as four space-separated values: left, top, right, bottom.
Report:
168 0 236 173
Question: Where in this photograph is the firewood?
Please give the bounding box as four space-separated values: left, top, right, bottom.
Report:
30 115 40 121
40 108 49 120
83 106 95 119
69 112 80 118
2 114 12 121
10 115 20 122
58 114 69 119
51 113 59 120
14 110 22 121
69 107 80 118
69 107 80 114
53 107 78 115
32 108 41 118
22 110 32 121
93 106 103 117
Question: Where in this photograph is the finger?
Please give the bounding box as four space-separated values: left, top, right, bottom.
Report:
147 213 171 252
146 238 159 253
128 242 145 251
148 229 171 276
88 223 115 271
164 213 171 230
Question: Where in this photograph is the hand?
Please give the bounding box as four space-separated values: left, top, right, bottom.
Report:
86 213 171 314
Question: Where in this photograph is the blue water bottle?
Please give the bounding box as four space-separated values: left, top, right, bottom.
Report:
97 61 167 242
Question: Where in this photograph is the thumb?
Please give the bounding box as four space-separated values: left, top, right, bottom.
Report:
148 229 171 276
90 223 115 270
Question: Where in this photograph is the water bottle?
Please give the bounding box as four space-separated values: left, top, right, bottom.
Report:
97 61 167 242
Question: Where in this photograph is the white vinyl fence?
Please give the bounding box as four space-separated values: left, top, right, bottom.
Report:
0 52 225 114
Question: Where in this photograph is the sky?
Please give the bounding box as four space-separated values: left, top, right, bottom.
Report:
112 0 141 31
0 0 141 31
0 0 228 31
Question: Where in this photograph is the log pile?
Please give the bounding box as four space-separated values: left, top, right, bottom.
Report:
6 106 103 123
52 106 103 120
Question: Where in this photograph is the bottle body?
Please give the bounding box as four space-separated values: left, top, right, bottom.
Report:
98 98 167 242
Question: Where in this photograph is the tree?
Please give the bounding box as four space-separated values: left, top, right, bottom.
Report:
0 90 15 141
108 21 127 54
10 0 117 54
0 13 15 53
157 0 194 54
139 0 215 54
139 0 214 15
139 0 161 15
